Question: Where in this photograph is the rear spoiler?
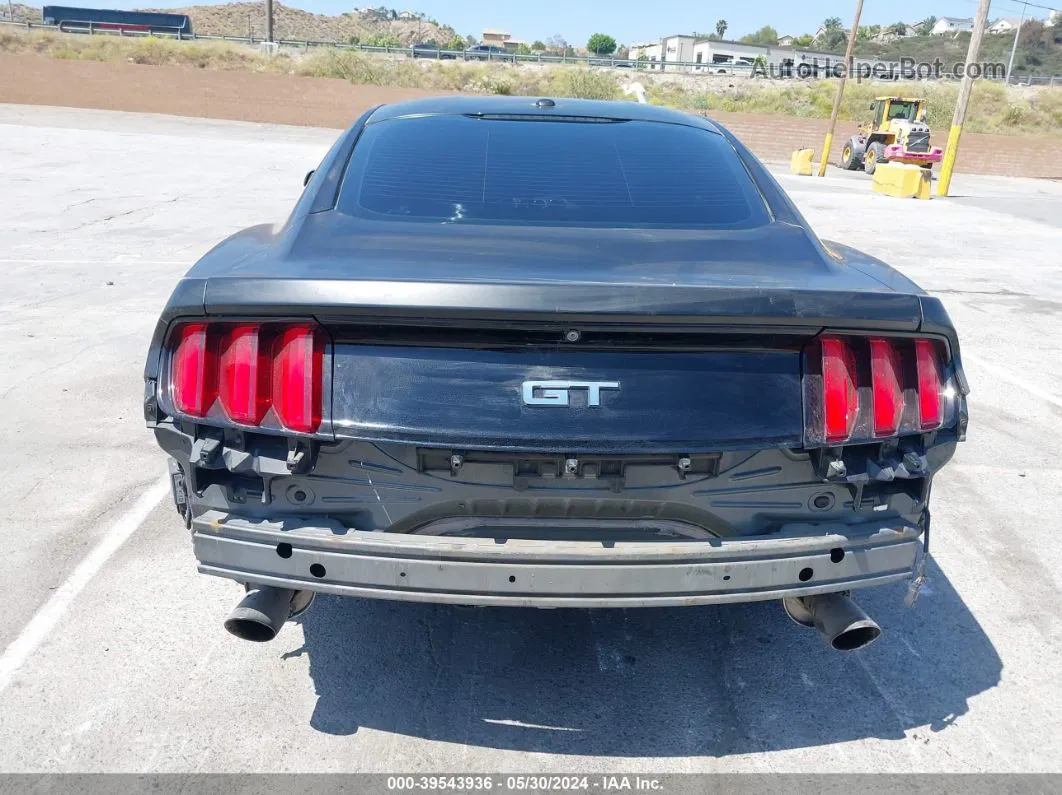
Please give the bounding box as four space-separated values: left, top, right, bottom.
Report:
200 277 924 332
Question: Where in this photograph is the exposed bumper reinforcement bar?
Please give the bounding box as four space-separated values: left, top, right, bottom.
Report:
192 512 922 608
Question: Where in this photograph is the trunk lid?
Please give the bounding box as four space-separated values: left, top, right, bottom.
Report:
202 216 921 330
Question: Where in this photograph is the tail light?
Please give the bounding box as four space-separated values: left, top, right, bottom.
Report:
869 338 903 437
219 324 272 426
272 326 325 434
914 339 944 430
821 338 857 443
171 323 217 418
166 321 325 434
808 334 953 446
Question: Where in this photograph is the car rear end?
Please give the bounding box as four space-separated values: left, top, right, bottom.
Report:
145 98 967 648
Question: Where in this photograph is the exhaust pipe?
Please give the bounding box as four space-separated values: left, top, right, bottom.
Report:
783 592 882 651
224 586 308 642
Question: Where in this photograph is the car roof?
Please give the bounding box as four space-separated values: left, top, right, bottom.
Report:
366 96 723 133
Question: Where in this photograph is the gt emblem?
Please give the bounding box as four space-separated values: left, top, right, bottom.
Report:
521 380 619 407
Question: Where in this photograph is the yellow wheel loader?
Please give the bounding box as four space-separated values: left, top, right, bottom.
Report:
840 97 943 175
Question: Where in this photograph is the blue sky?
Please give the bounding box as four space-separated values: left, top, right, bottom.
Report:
117 0 1052 45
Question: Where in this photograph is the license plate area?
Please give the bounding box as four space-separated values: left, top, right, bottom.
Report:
417 449 721 491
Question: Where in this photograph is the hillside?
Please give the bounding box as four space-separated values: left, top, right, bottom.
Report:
829 22 1062 79
8 3 459 45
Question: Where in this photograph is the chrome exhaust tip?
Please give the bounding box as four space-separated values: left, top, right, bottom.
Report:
783 592 882 651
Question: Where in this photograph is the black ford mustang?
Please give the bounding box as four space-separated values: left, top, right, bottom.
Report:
144 97 968 650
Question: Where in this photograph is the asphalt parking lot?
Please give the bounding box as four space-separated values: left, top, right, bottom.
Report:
1 103 1061 774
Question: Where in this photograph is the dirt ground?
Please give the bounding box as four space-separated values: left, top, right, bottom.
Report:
2 53 1059 178
0 54 439 127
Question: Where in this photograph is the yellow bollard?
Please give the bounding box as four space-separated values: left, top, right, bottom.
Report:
871 162 932 200
790 148 814 176
936 124 963 197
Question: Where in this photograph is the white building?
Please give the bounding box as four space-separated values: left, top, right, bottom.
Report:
628 40 664 67
988 17 1022 34
630 34 899 79
931 17 974 35
693 39 765 73
629 35 696 70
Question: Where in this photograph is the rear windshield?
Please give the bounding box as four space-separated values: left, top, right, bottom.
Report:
335 115 771 229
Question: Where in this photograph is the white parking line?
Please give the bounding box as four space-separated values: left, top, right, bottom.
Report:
963 353 1062 411
0 476 170 696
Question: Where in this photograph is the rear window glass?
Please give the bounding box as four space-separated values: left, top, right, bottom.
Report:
335 115 770 229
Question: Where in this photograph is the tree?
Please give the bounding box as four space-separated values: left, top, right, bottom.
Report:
818 18 846 50
587 33 617 55
715 19 728 38
531 39 546 51
921 16 938 35
365 32 400 47
515 43 532 55
792 33 814 47
445 34 465 51
888 22 908 36
546 34 568 53
857 25 879 41
465 34 477 46
739 25 779 46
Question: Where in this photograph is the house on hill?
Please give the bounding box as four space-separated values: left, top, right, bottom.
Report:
988 17 1023 34
931 17 973 35
813 23 851 41
873 24 921 43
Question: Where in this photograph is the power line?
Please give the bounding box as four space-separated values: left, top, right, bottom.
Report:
1010 0 1057 10
955 0 1058 13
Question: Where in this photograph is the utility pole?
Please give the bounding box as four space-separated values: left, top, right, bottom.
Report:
816 0 865 177
1006 1 1028 84
265 0 274 43
937 0 992 197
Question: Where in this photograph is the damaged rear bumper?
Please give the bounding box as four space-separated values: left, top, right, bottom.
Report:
193 512 923 608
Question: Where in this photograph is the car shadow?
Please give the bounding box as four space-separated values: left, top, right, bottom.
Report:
288 556 1000 756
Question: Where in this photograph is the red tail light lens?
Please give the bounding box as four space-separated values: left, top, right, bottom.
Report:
869 338 904 437
808 334 953 446
171 323 217 417
219 324 272 426
272 325 324 434
915 339 943 429
168 321 325 434
822 337 858 443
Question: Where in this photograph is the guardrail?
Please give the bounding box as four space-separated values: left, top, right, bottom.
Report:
56 19 187 37
3 19 1061 85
